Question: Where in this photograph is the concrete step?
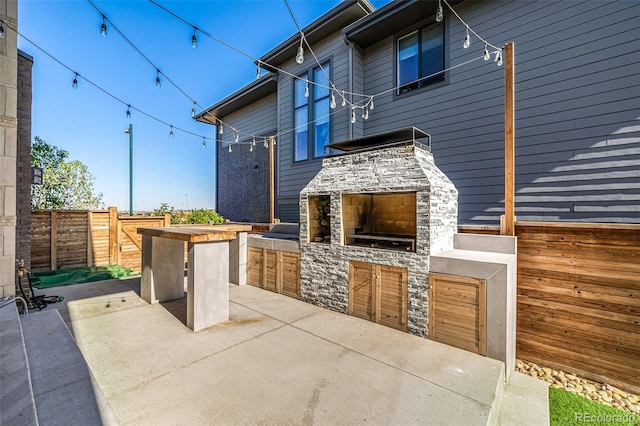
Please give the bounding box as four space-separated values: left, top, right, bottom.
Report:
495 371 550 425
0 301 38 426
20 308 117 425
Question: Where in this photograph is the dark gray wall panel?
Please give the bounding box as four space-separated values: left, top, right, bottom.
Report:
216 94 277 222
360 0 640 224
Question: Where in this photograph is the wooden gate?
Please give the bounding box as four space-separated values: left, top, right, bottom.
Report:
247 247 300 299
348 261 407 331
428 273 486 355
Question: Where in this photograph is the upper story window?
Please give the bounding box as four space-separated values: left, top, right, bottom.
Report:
295 62 331 162
397 22 444 95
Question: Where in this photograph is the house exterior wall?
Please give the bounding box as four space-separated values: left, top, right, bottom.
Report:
16 51 32 282
214 0 639 225
216 93 277 223
276 31 354 222
360 0 640 224
0 0 18 297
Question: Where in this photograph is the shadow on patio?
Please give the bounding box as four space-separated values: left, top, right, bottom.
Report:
21 277 547 425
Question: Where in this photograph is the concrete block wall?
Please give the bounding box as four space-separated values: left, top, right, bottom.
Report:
0 0 18 297
16 51 32 291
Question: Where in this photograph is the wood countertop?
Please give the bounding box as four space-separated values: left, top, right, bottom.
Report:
137 226 250 243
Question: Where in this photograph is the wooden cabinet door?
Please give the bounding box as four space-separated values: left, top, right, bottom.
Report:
349 261 375 321
378 265 408 331
246 248 300 299
428 273 486 355
281 252 300 298
349 261 407 331
247 247 263 287
263 249 279 293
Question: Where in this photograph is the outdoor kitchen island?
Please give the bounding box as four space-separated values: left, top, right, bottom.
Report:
137 225 251 331
300 127 458 337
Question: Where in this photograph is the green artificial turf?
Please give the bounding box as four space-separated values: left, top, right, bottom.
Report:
549 387 640 426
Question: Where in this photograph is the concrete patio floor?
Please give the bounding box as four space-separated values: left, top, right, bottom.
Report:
31 278 548 425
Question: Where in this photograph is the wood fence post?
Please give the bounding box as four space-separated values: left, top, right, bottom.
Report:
109 206 118 265
269 135 276 224
50 211 57 270
503 42 516 236
164 213 171 227
87 210 93 267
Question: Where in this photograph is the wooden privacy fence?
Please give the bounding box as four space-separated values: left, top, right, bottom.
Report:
461 222 640 394
31 207 170 273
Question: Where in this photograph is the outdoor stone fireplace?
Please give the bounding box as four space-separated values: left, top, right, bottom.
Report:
299 127 458 336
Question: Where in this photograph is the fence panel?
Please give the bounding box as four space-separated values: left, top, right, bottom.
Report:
30 207 170 273
515 222 640 395
461 222 640 394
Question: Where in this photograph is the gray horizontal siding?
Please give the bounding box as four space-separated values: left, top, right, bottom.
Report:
360 0 640 224
216 94 277 223
276 31 354 221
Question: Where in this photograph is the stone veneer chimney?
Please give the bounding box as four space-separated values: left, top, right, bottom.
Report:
299 141 458 336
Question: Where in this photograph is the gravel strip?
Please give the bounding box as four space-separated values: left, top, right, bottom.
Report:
516 360 640 415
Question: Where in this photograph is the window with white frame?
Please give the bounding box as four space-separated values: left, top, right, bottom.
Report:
294 62 331 161
397 22 445 94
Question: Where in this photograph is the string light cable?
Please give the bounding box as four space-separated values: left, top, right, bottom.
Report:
82 0 505 147
15 0 507 152
87 0 200 106
6 21 216 145
440 0 503 62
149 0 373 110
88 0 252 139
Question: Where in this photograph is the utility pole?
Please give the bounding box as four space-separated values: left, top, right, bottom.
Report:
124 124 133 216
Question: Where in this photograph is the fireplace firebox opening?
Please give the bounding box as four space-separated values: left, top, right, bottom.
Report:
342 192 417 252
307 194 331 243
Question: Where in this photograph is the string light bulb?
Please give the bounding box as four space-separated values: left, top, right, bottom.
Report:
234 130 239 144
203 138 207 149
155 69 161 88
341 91 346 107
495 50 503 66
72 73 78 89
252 137 256 148
191 101 197 117
256 62 261 80
463 27 470 49
330 91 336 109
191 27 198 48
250 144 253 152
364 108 369 120
228 144 232 153
295 38 304 64
264 139 268 148
369 96 374 110
435 0 443 22
484 44 490 60
0 21 5 39
304 81 309 98
126 105 131 119
351 107 356 124
100 16 107 37
218 123 224 135
169 125 174 139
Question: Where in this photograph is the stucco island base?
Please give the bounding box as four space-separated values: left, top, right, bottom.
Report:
138 226 245 331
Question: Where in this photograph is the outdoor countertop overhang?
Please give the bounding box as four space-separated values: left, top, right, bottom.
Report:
137 225 252 243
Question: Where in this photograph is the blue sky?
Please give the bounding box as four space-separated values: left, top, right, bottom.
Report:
18 0 390 212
